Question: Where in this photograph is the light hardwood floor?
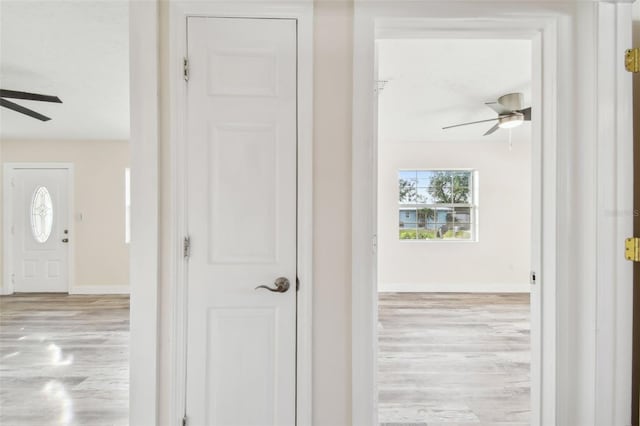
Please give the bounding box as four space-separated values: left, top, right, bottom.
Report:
0 292 528 425
378 292 530 426
0 294 129 426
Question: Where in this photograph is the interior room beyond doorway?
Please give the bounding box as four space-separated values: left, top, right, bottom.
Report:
376 38 534 425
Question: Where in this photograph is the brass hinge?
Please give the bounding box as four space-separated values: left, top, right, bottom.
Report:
625 237 640 262
183 57 190 82
625 48 639 73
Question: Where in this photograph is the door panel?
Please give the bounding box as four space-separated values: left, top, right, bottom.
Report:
206 308 277 424
208 123 278 264
11 168 69 292
185 17 297 426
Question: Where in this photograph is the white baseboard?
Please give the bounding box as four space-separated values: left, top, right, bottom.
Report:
378 282 531 293
69 285 130 295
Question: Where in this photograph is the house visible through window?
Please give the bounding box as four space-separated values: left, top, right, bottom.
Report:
398 170 476 240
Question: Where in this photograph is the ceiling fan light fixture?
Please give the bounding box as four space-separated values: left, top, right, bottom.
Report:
498 113 524 129
441 92 531 136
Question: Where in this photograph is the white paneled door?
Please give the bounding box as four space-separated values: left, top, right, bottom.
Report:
11 168 70 292
185 17 297 425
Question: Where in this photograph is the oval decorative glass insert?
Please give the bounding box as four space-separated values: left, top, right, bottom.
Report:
31 186 53 243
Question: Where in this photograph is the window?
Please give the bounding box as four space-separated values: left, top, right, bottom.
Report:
125 168 131 244
31 186 54 243
398 170 476 241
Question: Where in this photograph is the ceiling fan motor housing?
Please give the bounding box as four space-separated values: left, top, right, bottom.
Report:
498 112 524 129
497 92 524 111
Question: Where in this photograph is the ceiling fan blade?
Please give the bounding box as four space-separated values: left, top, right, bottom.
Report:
485 101 512 115
442 117 498 130
483 122 500 136
0 89 62 103
518 107 531 121
1 98 51 121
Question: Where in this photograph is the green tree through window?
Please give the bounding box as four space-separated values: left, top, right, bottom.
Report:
398 170 475 240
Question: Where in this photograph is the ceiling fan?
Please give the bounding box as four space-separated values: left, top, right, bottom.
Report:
442 92 531 136
0 89 62 122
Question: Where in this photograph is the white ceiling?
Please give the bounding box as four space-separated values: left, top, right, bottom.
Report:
0 1 129 140
0 12 534 142
377 38 532 143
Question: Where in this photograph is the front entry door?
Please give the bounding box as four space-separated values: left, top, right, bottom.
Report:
10 167 70 292
185 17 298 425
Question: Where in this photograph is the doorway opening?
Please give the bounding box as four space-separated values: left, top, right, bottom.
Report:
375 37 537 424
0 2 131 424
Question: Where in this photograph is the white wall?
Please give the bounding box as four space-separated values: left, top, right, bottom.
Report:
312 1 353 423
378 138 531 292
2 139 130 292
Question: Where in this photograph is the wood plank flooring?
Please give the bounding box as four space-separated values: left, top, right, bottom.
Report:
0 292 528 425
0 294 129 426
378 293 530 426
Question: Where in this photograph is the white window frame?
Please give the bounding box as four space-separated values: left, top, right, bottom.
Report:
398 169 477 242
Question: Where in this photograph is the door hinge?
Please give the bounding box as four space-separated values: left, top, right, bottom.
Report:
183 57 190 82
182 415 188 426
10 273 15 284
625 48 639 73
625 237 640 262
296 276 300 291
530 271 537 285
183 236 191 259
372 234 378 254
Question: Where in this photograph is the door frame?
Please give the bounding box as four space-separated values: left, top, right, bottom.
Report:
129 2 160 424
2 162 75 295
352 2 633 425
373 25 545 422
168 3 314 426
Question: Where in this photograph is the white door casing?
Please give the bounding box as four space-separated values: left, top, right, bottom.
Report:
129 2 160 424
184 17 297 425
353 3 633 426
374 26 543 424
6 166 71 293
